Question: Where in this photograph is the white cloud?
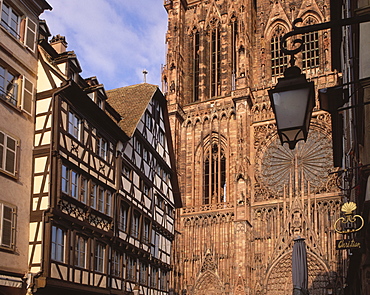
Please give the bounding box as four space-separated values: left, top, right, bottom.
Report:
42 0 167 89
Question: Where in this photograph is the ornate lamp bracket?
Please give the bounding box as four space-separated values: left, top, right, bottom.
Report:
280 18 304 67
280 14 370 67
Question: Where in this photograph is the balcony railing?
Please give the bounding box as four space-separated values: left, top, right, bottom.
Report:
0 88 17 106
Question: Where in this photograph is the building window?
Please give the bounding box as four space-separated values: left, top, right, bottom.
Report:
156 195 164 210
143 219 150 244
75 235 86 268
145 111 152 130
51 226 65 262
105 191 112 216
98 187 104 212
123 164 132 179
210 26 221 97
271 25 288 77
135 138 142 155
127 257 136 281
0 2 19 38
68 111 82 140
143 147 149 162
193 31 200 101
119 202 129 232
80 176 88 204
112 250 121 276
0 130 17 176
71 170 78 199
0 66 33 114
90 182 97 209
151 267 158 288
139 262 148 285
0 65 18 106
131 211 140 239
167 205 174 218
204 143 226 204
61 165 79 199
142 181 150 197
94 242 105 273
160 270 168 291
302 17 319 70
61 165 70 194
1 3 37 51
97 136 107 160
158 130 164 146
0 202 15 249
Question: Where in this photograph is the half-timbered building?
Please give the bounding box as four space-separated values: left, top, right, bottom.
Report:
0 0 50 294
107 83 181 295
28 23 180 295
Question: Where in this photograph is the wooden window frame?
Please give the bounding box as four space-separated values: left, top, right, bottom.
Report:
94 242 105 273
68 111 82 141
51 226 65 262
119 202 130 232
75 234 86 268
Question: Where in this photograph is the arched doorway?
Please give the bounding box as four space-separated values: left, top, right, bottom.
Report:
265 251 330 295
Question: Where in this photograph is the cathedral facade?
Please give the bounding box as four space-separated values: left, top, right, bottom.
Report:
162 0 344 294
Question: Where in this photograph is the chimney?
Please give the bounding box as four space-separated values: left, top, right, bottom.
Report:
50 34 68 53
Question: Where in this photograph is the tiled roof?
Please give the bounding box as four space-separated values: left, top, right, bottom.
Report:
106 83 158 137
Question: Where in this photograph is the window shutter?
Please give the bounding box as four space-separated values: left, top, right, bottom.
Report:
24 17 37 52
0 131 17 176
21 76 33 115
0 131 4 171
5 135 16 175
1 205 13 247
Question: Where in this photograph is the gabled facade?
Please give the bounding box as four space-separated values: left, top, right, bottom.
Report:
0 0 50 294
28 24 180 295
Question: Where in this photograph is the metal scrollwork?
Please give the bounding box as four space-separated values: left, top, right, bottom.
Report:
280 18 304 67
334 202 364 234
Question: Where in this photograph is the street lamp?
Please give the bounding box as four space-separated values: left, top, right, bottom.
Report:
268 65 315 149
269 15 370 149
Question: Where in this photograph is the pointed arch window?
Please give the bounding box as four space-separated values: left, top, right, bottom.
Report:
210 26 221 97
271 25 288 77
204 143 226 204
231 18 238 90
302 17 319 70
193 31 200 102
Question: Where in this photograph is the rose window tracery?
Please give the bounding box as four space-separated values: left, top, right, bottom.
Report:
256 129 333 198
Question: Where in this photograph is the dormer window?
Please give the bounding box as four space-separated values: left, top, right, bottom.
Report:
87 91 104 109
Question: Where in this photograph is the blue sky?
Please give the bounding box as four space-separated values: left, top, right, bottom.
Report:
41 0 168 90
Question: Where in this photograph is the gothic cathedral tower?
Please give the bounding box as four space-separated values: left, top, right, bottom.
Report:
162 0 343 294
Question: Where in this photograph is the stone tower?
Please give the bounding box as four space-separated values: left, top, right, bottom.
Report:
162 0 343 294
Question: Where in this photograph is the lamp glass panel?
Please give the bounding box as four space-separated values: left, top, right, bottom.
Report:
272 88 311 129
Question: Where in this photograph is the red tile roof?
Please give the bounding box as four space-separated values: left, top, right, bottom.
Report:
106 83 158 137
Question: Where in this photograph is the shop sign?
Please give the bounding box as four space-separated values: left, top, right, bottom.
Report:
336 239 361 250
334 202 364 234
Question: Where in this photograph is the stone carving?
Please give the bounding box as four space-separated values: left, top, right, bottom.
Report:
255 128 333 199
